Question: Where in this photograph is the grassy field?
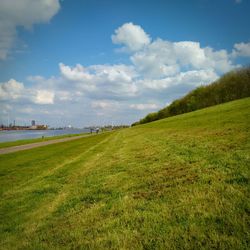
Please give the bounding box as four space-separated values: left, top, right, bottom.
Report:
0 98 249 249
0 132 89 149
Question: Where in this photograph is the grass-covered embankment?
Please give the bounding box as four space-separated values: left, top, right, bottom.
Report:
133 66 250 125
0 98 249 249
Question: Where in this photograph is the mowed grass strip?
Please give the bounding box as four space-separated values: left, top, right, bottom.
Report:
0 98 249 249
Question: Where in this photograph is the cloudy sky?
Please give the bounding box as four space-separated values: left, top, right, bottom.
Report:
0 0 250 127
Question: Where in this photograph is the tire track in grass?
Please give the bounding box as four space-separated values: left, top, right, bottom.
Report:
1 133 116 248
2 133 113 197
17 132 121 246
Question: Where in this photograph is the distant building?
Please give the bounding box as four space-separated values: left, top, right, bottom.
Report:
30 124 48 130
29 120 47 130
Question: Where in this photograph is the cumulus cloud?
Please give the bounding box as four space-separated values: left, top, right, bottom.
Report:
202 47 234 72
0 78 56 105
33 90 55 104
232 42 250 57
57 91 73 101
91 100 119 110
131 39 234 79
112 22 151 52
174 41 207 68
0 0 60 59
59 63 138 98
131 39 180 78
59 63 93 82
0 79 24 100
130 103 159 110
140 69 218 90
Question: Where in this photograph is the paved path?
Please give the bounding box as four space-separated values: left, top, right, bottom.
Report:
0 135 89 155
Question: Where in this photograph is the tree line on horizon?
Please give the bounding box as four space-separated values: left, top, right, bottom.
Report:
132 66 250 126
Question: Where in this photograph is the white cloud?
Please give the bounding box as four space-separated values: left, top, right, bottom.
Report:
203 47 234 72
131 39 179 78
174 41 207 68
57 91 72 101
33 90 55 104
141 69 218 90
59 63 138 98
130 103 159 111
232 42 250 57
131 39 234 78
0 78 56 105
0 79 24 100
91 100 118 110
90 64 137 83
59 63 93 82
0 0 60 60
112 22 151 52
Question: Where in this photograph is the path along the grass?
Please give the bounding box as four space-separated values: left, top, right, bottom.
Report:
0 134 90 155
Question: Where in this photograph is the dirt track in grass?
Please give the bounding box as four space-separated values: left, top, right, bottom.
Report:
0 135 89 155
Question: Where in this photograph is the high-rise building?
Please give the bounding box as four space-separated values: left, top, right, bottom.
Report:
32 120 35 126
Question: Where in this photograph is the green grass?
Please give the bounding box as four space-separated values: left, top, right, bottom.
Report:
0 98 249 249
0 132 89 149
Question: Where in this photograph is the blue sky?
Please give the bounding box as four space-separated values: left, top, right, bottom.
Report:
0 0 250 127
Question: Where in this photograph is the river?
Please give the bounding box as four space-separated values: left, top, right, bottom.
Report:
0 129 90 142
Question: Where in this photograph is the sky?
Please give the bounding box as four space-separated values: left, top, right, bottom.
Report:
0 0 250 127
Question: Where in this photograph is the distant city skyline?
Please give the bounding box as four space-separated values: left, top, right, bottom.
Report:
0 0 250 127
0 118 76 129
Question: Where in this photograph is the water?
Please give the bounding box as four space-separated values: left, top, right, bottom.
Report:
0 129 90 142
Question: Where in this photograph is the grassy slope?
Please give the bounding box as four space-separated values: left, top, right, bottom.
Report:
0 98 249 249
134 67 250 126
0 132 89 149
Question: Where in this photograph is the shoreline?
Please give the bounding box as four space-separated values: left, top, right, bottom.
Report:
0 131 90 148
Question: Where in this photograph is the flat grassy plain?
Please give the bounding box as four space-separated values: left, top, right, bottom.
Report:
0 98 249 249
